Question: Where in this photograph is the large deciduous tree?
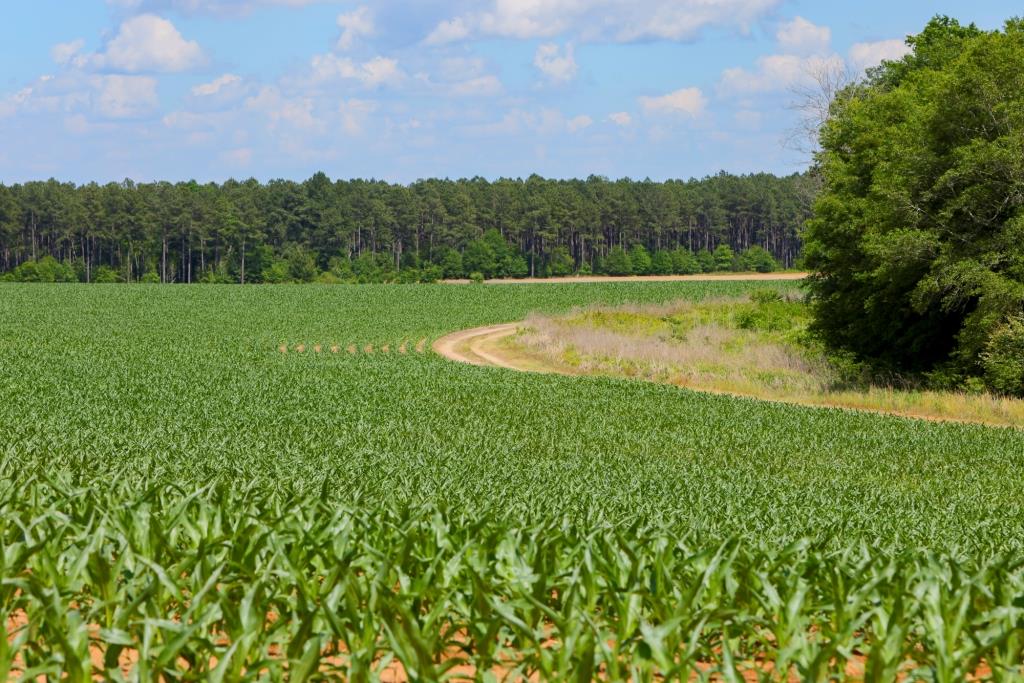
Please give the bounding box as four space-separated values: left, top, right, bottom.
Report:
805 16 1024 394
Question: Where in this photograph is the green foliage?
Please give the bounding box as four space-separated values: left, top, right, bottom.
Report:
6 256 79 283
650 250 674 275
981 315 1024 395
712 244 735 272
261 258 291 284
439 248 463 279
739 245 779 273
603 246 632 276
92 265 123 283
1 282 1023 678
546 246 574 277
629 244 652 275
805 16 1024 389
696 248 715 273
468 271 485 284
462 238 498 279
139 271 161 284
671 248 701 275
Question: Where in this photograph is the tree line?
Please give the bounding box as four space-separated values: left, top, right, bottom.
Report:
0 172 814 284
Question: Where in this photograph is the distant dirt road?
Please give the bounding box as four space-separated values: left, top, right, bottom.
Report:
443 272 807 285
432 323 520 368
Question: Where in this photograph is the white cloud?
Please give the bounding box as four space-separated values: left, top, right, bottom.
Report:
849 39 911 71
424 17 471 46
93 15 205 73
336 7 374 51
308 54 403 87
94 75 159 118
776 16 830 55
639 87 707 117
449 75 503 97
52 40 86 66
338 98 377 135
567 114 592 133
245 86 321 130
107 0 327 16
424 0 779 44
464 108 593 137
718 53 845 95
608 111 632 126
534 43 577 83
191 73 241 96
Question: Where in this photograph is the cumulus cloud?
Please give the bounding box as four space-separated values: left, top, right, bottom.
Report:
464 108 595 137
245 86 321 130
52 40 87 66
776 16 830 55
424 0 779 45
534 43 577 83
424 17 471 46
338 98 377 135
608 111 632 126
336 7 374 51
718 53 845 95
191 73 242 96
419 57 503 97
93 75 159 118
566 114 592 133
849 39 912 71
639 87 707 117
448 75 503 97
1 72 158 120
307 54 403 87
92 15 205 73
106 0 327 16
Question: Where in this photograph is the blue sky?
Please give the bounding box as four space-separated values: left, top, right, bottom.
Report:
0 1 1018 184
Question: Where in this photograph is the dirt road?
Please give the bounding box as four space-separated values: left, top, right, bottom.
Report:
432 323 521 369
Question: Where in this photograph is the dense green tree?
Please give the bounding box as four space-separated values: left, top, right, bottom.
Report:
739 246 779 273
546 246 575 277
805 16 1024 393
712 245 735 272
671 248 701 275
650 250 674 275
629 244 652 275
603 247 632 276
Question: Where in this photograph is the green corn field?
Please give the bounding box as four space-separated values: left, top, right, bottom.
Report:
2 282 1024 681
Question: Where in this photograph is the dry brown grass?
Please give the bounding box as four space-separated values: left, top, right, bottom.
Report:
511 300 1024 429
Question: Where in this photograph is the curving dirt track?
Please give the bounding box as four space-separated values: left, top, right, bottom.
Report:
432 323 521 369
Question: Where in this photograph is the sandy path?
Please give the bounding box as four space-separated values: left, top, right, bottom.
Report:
443 272 807 285
432 323 520 368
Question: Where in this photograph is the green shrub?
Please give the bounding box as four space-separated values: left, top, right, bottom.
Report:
93 266 123 283
469 271 485 284
139 272 161 284
981 316 1024 396
650 250 674 275
629 244 652 275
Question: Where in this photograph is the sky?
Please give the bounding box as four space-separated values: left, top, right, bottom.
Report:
0 1 1018 185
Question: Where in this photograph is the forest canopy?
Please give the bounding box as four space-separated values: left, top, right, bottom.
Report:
805 16 1024 395
0 173 812 284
